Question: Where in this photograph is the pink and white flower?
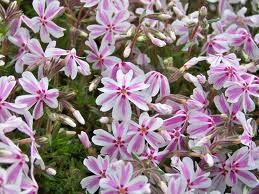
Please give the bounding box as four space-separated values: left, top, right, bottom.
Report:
26 0 65 43
15 71 59 119
81 156 110 194
85 38 120 70
127 112 165 154
87 9 130 43
144 71 170 97
45 48 91 80
92 121 131 159
96 69 150 121
99 162 149 194
224 74 259 112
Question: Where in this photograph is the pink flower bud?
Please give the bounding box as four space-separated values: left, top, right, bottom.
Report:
147 33 166 47
99 116 109 124
72 110 85 125
46 168 57 176
203 153 214 167
151 103 172 115
78 131 91 149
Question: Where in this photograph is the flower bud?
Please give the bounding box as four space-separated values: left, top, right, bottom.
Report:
123 42 132 58
199 6 208 18
46 168 57 176
89 76 101 92
99 116 109 124
147 33 166 47
72 110 85 125
173 6 184 18
0 54 5 66
78 131 91 149
59 114 76 128
159 181 167 193
203 153 214 167
151 103 172 115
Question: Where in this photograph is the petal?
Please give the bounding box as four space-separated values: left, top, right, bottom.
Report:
32 100 44 119
112 95 131 121
15 95 38 108
40 26 52 43
19 71 41 94
45 20 65 38
80 175 100 194
92 129 115 146
127 176 148 192
33 0 45 17
65 57 78 80
127 134 145 154
45 1 63 20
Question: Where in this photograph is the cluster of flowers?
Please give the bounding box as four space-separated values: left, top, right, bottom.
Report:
0 0 258 193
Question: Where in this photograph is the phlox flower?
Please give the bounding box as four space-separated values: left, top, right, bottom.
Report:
213 94 242 127
99 162 149 194
0 76 27 122
102 61 144 80
8 28 31 73
15 71 59 119
187 111 216 138
96 69 150 121
45 48 91 80
170 157 212 193
81 156 110 194
85 38 120 70
22 39 56 79
127 112 165 154
140 146 168 166
144 71 170 97
201 34 230 55
206 53 240 68
92 121 131 159
208 62 241 90
225 147 259 188
224 74 259 112
236 111 256 148
27 0 65 43
164 127 186 152
186 87 209 112
231 28 259 59
87 9 130 43
0 167 21 193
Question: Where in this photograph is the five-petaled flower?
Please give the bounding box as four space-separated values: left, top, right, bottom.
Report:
16 71 59 119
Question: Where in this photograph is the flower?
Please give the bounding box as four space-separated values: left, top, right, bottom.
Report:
201 34 230 55
224 74 259 112
22 38 57 79
170 157 212 192
78 131 91 149
26 0 65 43
236 111 256 148
8 27 31 73
87 9 130 43
231 28 259 59
225 147 258 188
85 38 120 70
208 62 241 90
96 69 150 121
99 162 149 194
0 167 21 193
144 71 170 97
167 175 187 194
187 111 216 138
92 121 131 159
140 146 168 166
186 87 209 112
165 127 186 152
45 48 91 80
0 76 27 122
81 156 110 194
127 112 165 154
15 71 59 119
80 0 99 8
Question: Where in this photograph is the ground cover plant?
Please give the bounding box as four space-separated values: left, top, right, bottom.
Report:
0 0 259 193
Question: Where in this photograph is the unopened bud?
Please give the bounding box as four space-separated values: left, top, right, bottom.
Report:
46 168 56 176
203 153 214 167
78 131 91 149
155 31 167 40
89 76 101 92
123 42 132 58
37 137 48 144
72 110 85 125
199 6 208 17
159 181 168 193
147 33 166 47
150 103 172 115
65 130 77 137
173 6 184 18
99 116 109 124
59 114 76 128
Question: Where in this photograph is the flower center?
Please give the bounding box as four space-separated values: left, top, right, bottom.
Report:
36 90 46 100
118 187 127 194
120 88 127 95
138 126 149 135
